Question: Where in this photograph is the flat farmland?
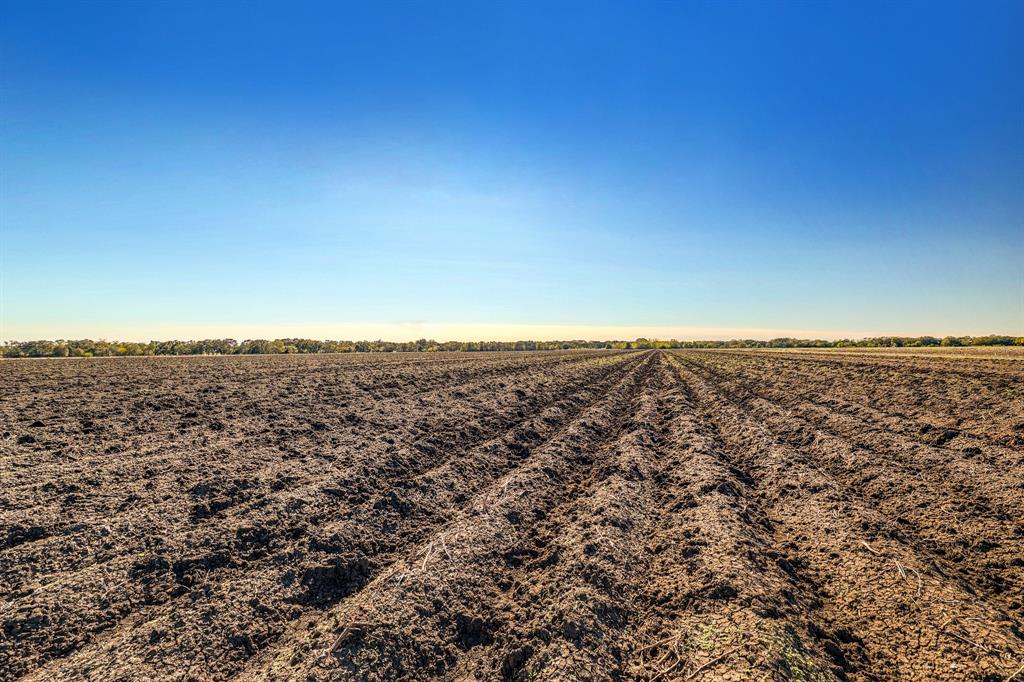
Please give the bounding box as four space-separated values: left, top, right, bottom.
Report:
2 349 1023 681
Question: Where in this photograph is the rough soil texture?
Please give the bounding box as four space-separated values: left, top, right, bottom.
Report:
2 348 1022 681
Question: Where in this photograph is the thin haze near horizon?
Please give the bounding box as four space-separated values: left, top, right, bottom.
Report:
2 0 1022 343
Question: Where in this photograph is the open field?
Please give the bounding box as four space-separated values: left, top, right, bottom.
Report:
2 348 1023 681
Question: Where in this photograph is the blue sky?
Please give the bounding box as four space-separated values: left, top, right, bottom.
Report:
2 0 1021 341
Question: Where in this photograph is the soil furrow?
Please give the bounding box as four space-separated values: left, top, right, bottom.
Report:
236 352 658 681
688 350 1024 450
0 352 614 506
11 354 649 680
670 353 1024 681
3 348 1022 681
0 353 632 602
678 354 1024 618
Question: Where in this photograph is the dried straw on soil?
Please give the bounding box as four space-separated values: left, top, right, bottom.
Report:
2 348 1022 680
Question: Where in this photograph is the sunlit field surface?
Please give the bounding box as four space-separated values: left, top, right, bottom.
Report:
3 349 1023 680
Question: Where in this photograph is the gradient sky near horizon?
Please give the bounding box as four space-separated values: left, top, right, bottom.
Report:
2 0 1022 342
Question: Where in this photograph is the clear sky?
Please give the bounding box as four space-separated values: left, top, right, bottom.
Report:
2 0 1022 342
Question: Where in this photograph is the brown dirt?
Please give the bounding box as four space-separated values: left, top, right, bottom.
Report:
1 348 1022 681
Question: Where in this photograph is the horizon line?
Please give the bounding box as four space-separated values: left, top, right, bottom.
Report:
3 323 1021 345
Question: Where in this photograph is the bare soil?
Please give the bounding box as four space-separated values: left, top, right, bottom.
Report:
2 349 1022 681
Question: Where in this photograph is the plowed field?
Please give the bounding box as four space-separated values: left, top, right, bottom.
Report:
2 349 1023 681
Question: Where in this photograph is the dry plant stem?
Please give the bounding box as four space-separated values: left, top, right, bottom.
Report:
329 621 371 653
685 646 741 680
1005 659 1024 682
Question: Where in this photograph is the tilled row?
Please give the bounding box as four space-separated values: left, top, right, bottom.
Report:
710 348 1024 379
678 352 1024 619
670 352 1024 681
1 351 612 600
1 351 610 509
4 352 642 680
3 348 1022 681
241 351 659 681
260 353 840 681
1 350 625 587
621 358 839 681
248 351 858 681
698 349 1024 445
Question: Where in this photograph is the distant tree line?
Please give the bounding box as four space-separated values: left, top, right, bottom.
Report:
2 335 1021 358
678 335 1024 349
